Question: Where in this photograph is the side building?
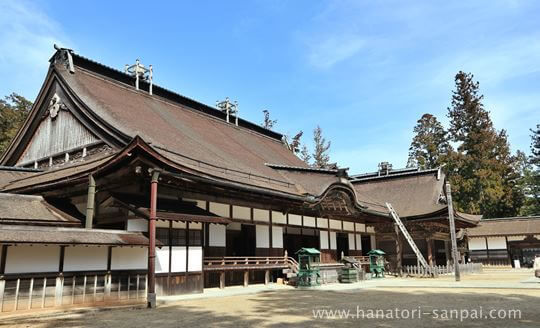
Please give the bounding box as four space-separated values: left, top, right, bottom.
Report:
350 165 480 271
466 216 540 267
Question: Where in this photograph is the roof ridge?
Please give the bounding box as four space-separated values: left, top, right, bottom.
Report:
350 167 440 182
265 163 340 173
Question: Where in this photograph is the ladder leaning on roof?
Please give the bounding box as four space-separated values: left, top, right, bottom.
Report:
385 203 432 275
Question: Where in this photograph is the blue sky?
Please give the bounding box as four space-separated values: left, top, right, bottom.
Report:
0 0 539 173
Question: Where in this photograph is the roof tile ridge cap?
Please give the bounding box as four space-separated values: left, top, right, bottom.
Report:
73 66 287 145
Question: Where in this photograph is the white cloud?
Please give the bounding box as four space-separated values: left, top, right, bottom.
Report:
306 34 366 69
0 1 70 98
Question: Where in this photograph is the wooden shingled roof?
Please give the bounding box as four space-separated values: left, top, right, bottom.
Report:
467 217 540 237
350 167 481 225
0 225 153 246
0 48 390 218
0 193 81 226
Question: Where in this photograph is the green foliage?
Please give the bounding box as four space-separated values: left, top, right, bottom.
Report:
519 125 540 215
299 144 311 165
0 93 32 155
261 109 277 130
445 71 523 218
407 113 450 169
312 125 331 168
284 130 304 156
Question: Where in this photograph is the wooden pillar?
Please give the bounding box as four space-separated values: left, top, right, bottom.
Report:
219 272 225 289
243 270 249 287
426 238 434 266
0 245 8 275
147 169 160 308
85 174 96 229
394 224 402 277
264 270 270 285
444 240 451 265
446 183 460 281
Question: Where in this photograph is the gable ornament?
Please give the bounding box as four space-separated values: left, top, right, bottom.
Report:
47 93 67 120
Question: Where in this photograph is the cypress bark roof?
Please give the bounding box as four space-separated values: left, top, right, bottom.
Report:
0 49 389 218
0 193 81 226
0 224 153 246
467 217 540 237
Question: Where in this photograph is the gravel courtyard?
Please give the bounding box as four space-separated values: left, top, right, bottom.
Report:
2 270 539 328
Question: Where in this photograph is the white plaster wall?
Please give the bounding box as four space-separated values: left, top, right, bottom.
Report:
155 248 170 273
256 225 270 248
303 216 316 227
111 247 147 270
127 218 148 232
190 222 202 230
209 224 226 247
253 209 269 222
507 236 526 241
355 223 366 233
170 246 187 273
317 218 328 228
329 219 341 230
288 214 302 226
330 231 337 250
343 221 354 232
188 247 202 272
356 234 362 250
272 226 283 248
63 246 107 272
272 211 287 224
209 202 230 217
320 230 329 249
348 233 355 250
487 237 507 250
5 245 60 274
366 226 375 233
233 205 251 220
468 238 487 250
370 235 376 249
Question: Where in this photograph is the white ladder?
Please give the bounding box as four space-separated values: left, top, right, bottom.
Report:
385 203 430 270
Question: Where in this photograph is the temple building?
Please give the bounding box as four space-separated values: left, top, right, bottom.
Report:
350 165 480 269
0 47 482 312
466 216 540 267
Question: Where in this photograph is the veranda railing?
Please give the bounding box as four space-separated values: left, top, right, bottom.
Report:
401 263 483 277
0 270 147 313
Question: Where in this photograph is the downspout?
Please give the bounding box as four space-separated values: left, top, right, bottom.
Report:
147 169 160 308
85 174 96 229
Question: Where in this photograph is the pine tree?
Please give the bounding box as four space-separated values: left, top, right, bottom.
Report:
0 93 32 155
407 113 450 169
312 125 331 168
284 131 303 154
446 71 522 217
520 125 540 215
261 109 277 130
299 145 311 165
